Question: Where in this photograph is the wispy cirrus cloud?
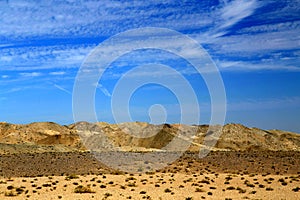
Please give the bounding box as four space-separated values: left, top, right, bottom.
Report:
0 44 92 72
19 72 43 77
53 84 72 95
210 28 299 53
49 71 66 76
1 75 9 79
96 83 111 97
0 0 298 75
217 60 300 72
216 0 261 34
0 0 212 39
3 88 21 94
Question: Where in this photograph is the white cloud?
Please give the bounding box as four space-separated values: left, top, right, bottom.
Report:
236 21 300 34
0 1 213 39
0 44 92 71
0 0 298 74
219 0 260 29
0 56 13 62
53 84 72 95
1 75 9 79
0 44 14 48
96 83 111 97
0 87 23 94
19 72 43 77
49 71 66 75
216 60 300 71
211 29 299 53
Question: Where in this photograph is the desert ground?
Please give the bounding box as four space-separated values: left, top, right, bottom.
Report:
0 151 299 199
0 122 300 199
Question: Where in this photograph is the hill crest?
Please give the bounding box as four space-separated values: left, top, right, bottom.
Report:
0 122 299 153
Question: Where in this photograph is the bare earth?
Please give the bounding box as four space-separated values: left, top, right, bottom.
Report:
0 122 300 199
0 172 299 200
0 151 299 200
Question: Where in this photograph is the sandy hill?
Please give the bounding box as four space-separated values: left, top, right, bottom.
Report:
0 121 299 153
0 122 83 153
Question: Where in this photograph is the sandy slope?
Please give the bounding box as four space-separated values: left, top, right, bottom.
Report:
1 122 300 153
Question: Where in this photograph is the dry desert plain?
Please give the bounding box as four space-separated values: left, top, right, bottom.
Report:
0 122 300 200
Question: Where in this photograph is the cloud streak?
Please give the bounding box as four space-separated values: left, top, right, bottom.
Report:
0 0 298 80
219 0 260 30
19 72 43 77
53 84 72 95
96 84 111 97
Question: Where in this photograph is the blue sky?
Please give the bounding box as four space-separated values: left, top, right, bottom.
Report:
0 0 299 133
